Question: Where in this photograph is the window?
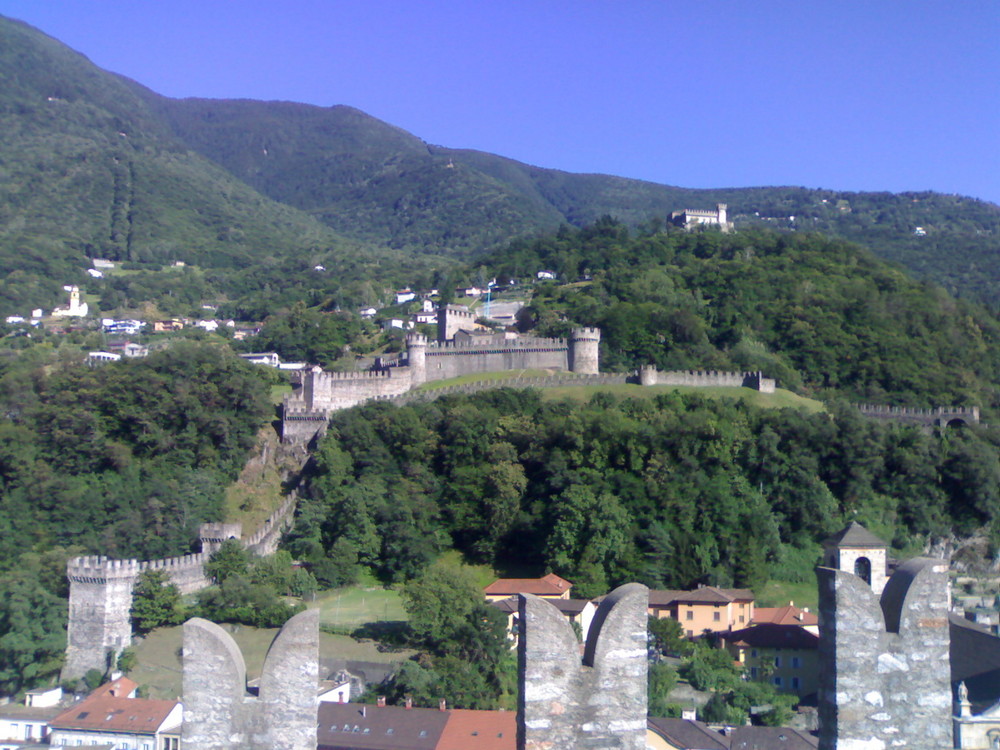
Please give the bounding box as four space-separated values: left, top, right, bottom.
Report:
750 667 758 679
792 656 801 669
686 610 693 621
792 677 800 691
774 656 781 668
739 616 744 623
713 612 720 622
686 630 693 637
773 676 783 687
750 649 758 658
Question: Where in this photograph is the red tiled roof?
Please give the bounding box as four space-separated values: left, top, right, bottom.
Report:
436 708 515 750
751 605 818 627
483 573 572 596
50 678 178 735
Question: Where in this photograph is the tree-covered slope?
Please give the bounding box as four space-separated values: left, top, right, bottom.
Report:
481 223 1000 410
0 16 356 313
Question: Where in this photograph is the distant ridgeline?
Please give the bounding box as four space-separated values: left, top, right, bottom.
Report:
281 305 782 443
62 497 296 681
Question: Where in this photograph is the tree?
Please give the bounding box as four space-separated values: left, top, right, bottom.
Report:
0 570 67 694
131 570 184 634
648 661 678 717
648 616 691 658
679 643 743 692
205 539 251 584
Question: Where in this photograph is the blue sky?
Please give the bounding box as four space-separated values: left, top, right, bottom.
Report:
2 1 998 203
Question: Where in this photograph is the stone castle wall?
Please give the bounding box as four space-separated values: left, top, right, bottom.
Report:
639 366 776 392
857 404 980 427
281 328 601 443
817 557 952 750
62 492 299 680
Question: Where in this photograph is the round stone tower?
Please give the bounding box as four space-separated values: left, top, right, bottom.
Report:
569 327 601 375
406 332 428 386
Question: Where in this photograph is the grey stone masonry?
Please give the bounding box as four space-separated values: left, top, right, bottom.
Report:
518 582 648 750
183 609 318 750
817 558 952 750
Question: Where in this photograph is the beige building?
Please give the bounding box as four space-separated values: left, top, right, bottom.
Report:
482 573 572 601
648 586 755 637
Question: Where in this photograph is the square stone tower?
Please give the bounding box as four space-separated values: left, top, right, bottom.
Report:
823 521 889 596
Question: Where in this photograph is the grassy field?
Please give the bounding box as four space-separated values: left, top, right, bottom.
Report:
222 427 293 529
757 579 819 610
130 622 410 699
270 383 293 404
312 577 408 629
415 369 559 391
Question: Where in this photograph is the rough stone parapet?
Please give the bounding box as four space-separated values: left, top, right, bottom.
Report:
817 558 951 750
182 609 318 750
518 582 648 750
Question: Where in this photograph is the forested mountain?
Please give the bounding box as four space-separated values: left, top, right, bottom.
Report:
2 13 998 312
0 16 362 315
143 89 1000 301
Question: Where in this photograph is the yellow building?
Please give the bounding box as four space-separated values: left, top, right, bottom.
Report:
721 623 819 697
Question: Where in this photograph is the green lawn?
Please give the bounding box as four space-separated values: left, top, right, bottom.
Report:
757 579 819 610
312 579 408 628
129 621 409 699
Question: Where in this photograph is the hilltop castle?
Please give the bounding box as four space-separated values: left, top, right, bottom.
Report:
281 305 601 443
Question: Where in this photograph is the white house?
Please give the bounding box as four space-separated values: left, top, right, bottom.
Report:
536 270 557 280
395 289 416 305
239 352 281 367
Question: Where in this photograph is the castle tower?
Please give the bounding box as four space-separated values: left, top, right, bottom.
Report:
63 557 140 680
406 332 428 386
717 203 728 225
569 327 601 375
639 364 658 386
436 304 477 342
198 522 243 554
518 583 648 750
816 557 951 750
823 521 889 596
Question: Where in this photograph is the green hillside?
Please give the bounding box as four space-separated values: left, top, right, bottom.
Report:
0 16 361 314
140 90 1000 302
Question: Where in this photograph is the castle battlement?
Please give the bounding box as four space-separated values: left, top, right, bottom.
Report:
426 337 567 351
138 553 208 573
311 369 397 382
67 556 140 583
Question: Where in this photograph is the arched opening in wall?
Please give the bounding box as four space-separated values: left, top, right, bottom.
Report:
947 418 968 429
854 556 872 585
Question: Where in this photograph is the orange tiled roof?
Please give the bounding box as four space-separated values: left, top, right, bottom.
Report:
669 586 754 604
483 573 572 596
437 708 515 750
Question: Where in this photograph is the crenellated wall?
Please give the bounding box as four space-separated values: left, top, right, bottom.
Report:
183 609 318 750
816 558 952 750
62 492 299 681
857 404 980 428
639 366 776 392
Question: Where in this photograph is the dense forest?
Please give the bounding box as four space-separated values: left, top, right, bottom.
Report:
479 222 1000 409
288 389 1000 600
0 342 273 566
